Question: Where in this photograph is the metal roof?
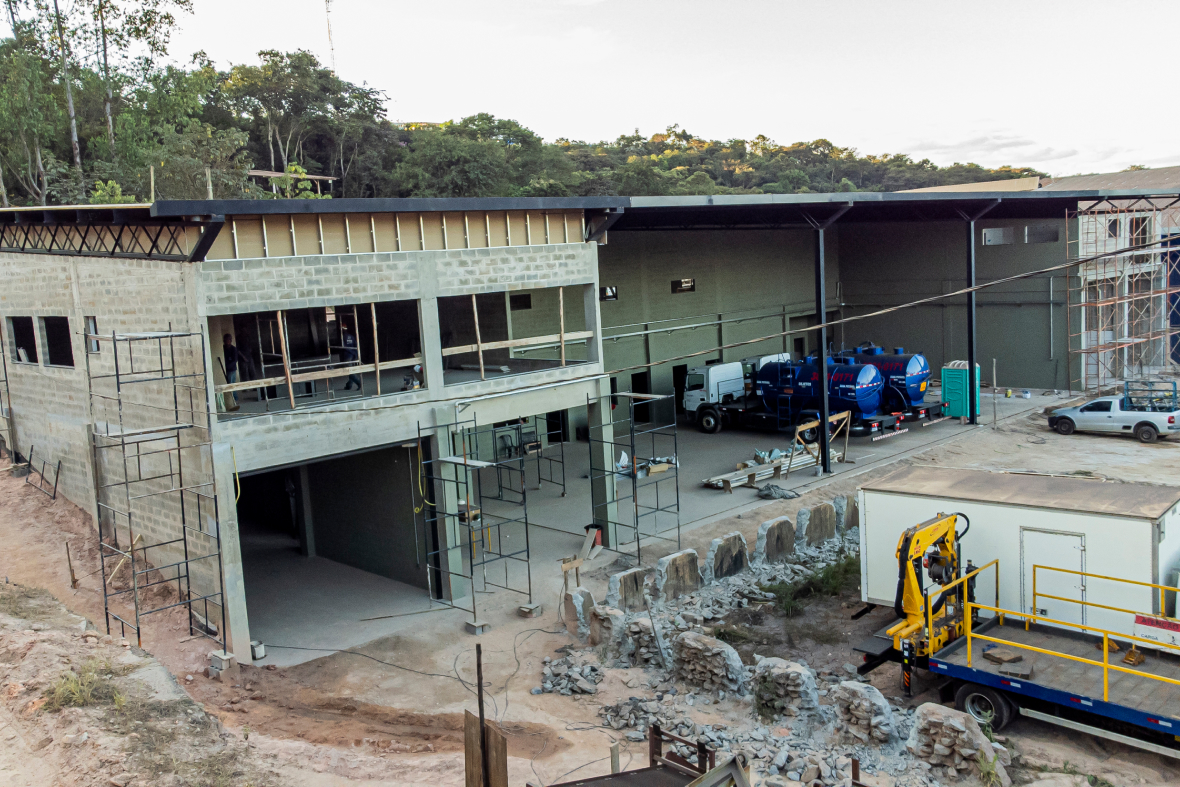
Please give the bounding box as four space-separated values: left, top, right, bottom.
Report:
147 196 628 217
1039 165 1180 192
861 465 1180 520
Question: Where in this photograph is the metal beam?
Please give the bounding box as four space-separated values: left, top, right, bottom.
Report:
955 200 1000 426
585 208 624 243
186 217 226 263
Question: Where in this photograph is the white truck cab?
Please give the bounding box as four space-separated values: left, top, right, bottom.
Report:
683 362 744 413
684 353 791 414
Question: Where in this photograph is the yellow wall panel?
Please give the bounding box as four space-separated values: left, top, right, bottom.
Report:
264 216 294 257
206 226 235 260
487 211 509 247
346 214 375 253
232 217 265 259
397 213 422 250
320 214 348 254
525 211 546 245
443 212 467 249
373 214 398 252
292 215 319 255
465 213 489 248
507 211 526 246
421 213 444 250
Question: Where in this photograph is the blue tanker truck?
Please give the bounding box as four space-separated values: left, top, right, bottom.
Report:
683 353 899 438
834 343 936 420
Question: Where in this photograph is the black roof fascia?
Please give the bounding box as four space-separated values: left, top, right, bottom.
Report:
151 196 629 217
614 189 1180 230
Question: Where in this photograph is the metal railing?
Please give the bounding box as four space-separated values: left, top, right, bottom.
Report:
1033 564 1180 625
924 559 1001 642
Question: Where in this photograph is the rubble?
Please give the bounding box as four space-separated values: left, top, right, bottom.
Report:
625 617 664 667
907 702 1011 785
535 652 604 695
832 681 893 743
752 657 818 717
672 631 745 693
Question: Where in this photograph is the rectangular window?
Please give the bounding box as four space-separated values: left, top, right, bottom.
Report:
599 286 618 302
1106 218 1120 239
41 316 74 367
7 317 37 363
1129 216 1151 246
509 293 532 311
85 316 100 353
1025 225 1059 244
671 278 696 294
981 227 1014 246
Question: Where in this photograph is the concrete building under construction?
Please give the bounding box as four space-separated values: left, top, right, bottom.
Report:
1 188 1177 668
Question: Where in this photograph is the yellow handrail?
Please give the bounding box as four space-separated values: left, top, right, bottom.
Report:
923 559 1000 642
1032 564 1180 626
965 601 1180 702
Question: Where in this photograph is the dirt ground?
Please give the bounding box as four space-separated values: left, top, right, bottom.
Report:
2 409 1180 786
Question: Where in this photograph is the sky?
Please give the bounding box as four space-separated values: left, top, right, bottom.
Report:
24 0 1180 177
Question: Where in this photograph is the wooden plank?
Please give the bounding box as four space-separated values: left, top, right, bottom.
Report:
486 721 509 787
276 310 296 409
464 710 483 787
472 295 485 380
441 331 594 357
371 303 381 396
215 356 423 394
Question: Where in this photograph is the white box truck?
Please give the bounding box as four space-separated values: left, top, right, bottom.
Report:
854 465 1180 753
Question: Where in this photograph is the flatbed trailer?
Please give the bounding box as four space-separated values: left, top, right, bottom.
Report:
855 560 1180 757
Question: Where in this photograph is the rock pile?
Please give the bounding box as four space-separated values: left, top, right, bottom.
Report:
626 617 663 666
832 681 893 743
751 657 818 717
672 631 746 693
906 703 1011 786
535 653 603 695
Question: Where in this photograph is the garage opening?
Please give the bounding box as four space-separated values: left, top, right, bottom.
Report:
236 445 434 661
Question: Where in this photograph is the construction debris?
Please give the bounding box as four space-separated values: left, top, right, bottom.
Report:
534 653 603 695
906 703 1012 786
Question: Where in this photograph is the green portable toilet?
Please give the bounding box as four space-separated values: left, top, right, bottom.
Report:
941 362 980 417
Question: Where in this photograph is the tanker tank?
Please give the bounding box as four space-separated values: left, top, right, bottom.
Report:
756 358 885 420
836 344 931 411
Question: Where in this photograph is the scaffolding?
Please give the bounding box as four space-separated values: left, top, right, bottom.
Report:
85 329 226 651
0 346 12 460
418 417 533 630
587 392 681 565
1067 197 1180 392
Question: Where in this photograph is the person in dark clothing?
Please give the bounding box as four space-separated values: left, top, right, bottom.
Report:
223 334 241 403
340 328 362 391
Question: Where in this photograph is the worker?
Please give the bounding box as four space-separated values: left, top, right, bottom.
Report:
223 334 242 403
340 327 362 391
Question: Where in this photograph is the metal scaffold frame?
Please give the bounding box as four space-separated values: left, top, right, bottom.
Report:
1067 197 1180 392
0 345 13 460
587 391 680 565
85 329 226 651
418 417 533 629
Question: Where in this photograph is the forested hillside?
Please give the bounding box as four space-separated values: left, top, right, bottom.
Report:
0 1 1043 206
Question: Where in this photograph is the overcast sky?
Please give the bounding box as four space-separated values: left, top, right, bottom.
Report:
34 0 1180 176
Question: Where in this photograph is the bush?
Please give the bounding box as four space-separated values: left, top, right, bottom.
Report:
761 554 860 617
44 659 124 711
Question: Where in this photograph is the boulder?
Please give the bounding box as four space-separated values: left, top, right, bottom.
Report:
754 515 795 564
605 567 647 612
796 503 837 546
906 703 1011 787
832 680 893 743
702 531 749 584
563 587 595 640
752 656 818 717
588 605 625 654
672 631 745 693
655 549 702 603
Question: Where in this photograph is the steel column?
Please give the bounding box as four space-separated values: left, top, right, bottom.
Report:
957 200 1000 426
815 227 831 473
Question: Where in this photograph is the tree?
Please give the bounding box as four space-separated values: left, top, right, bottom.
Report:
225 50 333 172
610 159 672 196
0 35 62 205
393 131 511 198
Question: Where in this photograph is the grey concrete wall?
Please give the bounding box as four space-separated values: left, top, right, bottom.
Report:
306 445 427 589
596 229 840 397
838 219 1074 390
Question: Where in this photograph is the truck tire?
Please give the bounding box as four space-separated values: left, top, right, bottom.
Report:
1054 418 1075 436
955 682 1013 731
1136 423 1159 443
698 407 722 434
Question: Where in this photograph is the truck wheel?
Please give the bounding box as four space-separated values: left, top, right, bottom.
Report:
1136 424 1159 443
1054 418 1075 436
955 683 1013 731
698 408 722 434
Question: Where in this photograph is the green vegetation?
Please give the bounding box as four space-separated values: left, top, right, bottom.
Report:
44 658 124 711
0 2 1044 207
761 553 860 617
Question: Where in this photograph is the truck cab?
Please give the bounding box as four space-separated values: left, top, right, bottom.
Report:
683 362 745 415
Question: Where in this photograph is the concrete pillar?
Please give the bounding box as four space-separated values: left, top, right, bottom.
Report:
211 442 253 665
582 283 618 545
419 297 446 394
426 411 467 605
296 464 316 557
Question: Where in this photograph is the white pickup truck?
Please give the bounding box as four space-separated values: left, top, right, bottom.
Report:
1048 394 1179 443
